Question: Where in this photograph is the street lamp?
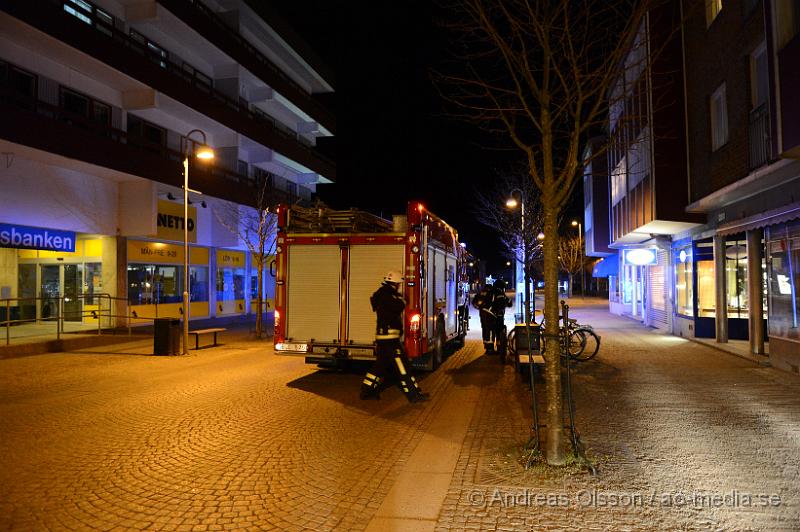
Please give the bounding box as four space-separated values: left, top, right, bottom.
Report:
571 220 584 298
181 129 214 355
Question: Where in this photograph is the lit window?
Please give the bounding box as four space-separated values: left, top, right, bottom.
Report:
706 0 722 27
710 83 728 151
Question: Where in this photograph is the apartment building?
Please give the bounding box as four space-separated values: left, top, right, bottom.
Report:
0 0 335 328
587 0 800 372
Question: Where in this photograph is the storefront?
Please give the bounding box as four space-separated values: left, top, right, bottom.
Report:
766 219 800 371
250 254 276 315
612 247 672 332
127 240 210 322
1 223 117 325
216 249 246 316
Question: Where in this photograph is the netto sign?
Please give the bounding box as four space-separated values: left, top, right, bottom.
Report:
0 223 76 252
156 200 196 243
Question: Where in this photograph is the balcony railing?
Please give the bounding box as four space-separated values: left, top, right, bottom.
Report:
749 103 772 170
6 0 334 177
0 85 298 208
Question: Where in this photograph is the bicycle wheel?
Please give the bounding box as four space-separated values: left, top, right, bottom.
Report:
567 329 587 359
571 327 600 361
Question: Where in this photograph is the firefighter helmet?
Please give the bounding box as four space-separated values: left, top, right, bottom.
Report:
384 271 404 284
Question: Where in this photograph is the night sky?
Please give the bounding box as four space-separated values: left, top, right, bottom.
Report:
269 2 582 272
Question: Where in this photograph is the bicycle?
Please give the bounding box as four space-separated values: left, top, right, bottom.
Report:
535 313 600 362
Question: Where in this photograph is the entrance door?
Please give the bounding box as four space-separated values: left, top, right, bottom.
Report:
17 264 36 321
40 265 60 320
63 264 83 322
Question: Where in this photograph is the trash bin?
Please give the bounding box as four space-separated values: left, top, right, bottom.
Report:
513 323 541 354
154 318 181 355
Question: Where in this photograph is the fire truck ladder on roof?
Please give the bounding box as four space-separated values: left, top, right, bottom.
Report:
287 205 394 233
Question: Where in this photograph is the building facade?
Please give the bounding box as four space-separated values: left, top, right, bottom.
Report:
0 0 335 329
587 0 800 373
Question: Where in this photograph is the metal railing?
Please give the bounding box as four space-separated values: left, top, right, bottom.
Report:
1 293 136 345
749 103 772 170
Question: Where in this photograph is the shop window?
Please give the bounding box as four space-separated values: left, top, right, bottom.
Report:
725 240 748 319
767 222 800 341
216 268 245 301
696 242 716 318
84 263 102 305
674 245 694 316
128 265 182 305
190 266 209 302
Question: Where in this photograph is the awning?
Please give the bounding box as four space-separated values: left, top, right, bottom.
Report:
591 253 619 278
716 201 800 236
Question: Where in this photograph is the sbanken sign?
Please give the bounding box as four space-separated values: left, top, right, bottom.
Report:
0 223 77 252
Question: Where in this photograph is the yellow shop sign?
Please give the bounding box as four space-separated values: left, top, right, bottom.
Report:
217 249 245 267
128 240 209 265
157 200 196 243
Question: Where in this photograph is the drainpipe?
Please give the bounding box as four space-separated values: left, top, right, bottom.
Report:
713 235 728 343
747 229 765 354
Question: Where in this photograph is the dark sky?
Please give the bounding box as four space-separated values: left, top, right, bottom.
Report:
269 2 582 272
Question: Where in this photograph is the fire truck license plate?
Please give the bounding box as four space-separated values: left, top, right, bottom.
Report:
283 343 307 352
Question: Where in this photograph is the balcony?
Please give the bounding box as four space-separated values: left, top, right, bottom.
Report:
159 0 335 134
748 103 771 170
0 0 335 181
0 85 298 209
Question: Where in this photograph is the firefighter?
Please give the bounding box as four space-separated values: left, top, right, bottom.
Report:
472 281 496 353
490 279 513 352
360 271 429 403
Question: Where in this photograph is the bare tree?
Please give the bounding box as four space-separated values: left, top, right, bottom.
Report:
473 171 544 320
435 0 667 463
214 178 278 339
558 234 583 297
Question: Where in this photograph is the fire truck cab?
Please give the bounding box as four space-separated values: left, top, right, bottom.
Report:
273 202 468 370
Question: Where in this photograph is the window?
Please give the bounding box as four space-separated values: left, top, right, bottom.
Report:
130 29 168 69
775 1 800 50
706 0 723 27
190 266 209 302
767 221 800 341
127 114 166 151
216 268 245 301
696 241 716 318
286 181 298 198
0 62 37 110
59 87 111 129
725 239 748 319
674 245 694 317
611 157 626 206
127 265 182 305
710 83 728 151
750 44 768 109
63 0 114 35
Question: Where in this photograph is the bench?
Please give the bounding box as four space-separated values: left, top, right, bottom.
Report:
188 328 226 350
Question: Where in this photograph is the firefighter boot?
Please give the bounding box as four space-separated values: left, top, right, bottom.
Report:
483 341 495 354
360 372 382 400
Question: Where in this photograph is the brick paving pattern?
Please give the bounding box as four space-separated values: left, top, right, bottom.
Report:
436 303 800 531
1 302 799 531
0 333 478 531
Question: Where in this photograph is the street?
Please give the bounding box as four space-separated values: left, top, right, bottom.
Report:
1 301 799 531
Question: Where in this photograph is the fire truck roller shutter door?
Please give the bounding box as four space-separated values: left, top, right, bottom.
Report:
287 245 341 343
347 244 405 345
446 254 458 335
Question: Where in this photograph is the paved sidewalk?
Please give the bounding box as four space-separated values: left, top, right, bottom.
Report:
436 300 800 531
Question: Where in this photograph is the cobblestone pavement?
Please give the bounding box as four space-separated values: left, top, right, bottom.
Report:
2 302 799 531
0 330 480 531
437 301 800 531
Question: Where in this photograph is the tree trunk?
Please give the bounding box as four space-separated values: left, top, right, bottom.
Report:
568 273 574 298
542 202 565 464
255 263 263 338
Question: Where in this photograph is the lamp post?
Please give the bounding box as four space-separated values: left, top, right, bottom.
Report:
181 130 214 355
571 220 584 298
505 190 531 325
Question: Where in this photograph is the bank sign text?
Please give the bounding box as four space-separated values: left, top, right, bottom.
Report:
0 223 76 252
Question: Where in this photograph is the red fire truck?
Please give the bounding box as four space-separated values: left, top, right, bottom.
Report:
273 202 469 370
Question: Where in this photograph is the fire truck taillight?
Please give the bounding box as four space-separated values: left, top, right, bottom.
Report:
409 313 421 331
274 310 280 329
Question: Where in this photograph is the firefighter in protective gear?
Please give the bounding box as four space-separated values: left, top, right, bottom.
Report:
360 271 429 403
472 282 496 353
490 279 513 349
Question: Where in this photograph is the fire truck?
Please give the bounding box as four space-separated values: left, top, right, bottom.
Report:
273 202 469 370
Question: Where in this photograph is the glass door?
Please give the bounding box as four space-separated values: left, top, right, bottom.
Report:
17 264 37 321
63 264 83 322
40 265 60 321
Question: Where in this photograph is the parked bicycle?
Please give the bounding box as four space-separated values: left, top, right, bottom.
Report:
535 312 601 362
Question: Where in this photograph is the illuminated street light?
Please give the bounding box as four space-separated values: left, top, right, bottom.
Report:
537 232 545 240
181 129 214 355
